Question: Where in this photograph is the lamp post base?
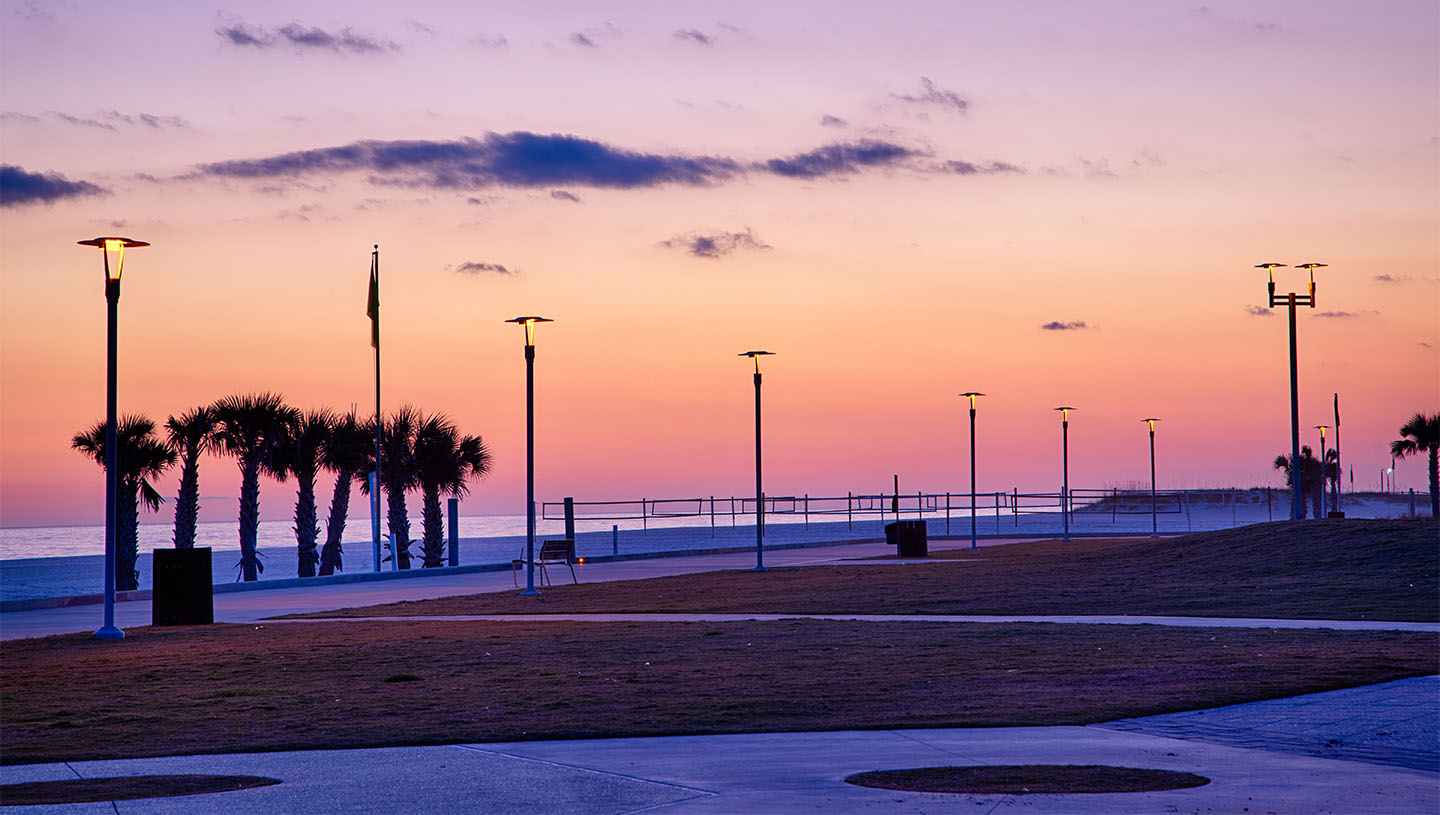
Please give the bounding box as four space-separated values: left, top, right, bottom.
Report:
752 566 767 572
520 588 541 596
94 625 124 640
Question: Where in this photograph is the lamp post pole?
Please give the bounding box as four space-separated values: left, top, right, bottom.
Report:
741 351 774 571
1055 407 1075 541
508 316 552 595
1259 262 1323 520
1143 418 1160 537
961 393 984 549
1314 425 1329 518
78 237 148 640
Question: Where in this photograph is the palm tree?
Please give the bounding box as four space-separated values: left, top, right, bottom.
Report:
318 409 371 576
209 393 300 581
281 409 333 578
1273 446 1324 519
413 413 492 567
362 406 421 570
1390 412 1439 520
165 406 215 549
72 415 176 591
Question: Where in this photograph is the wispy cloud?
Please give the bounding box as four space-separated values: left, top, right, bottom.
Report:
659 227 771 259
1244 305 1274 317
1374 274 1409 283
1040 320 1089 331
217 20 399 54
454 261 517 276
0 164 107 207
570 22 620 49
673 28 714 46
550 189 582 202
892 77 968 114
470 34 508 49
819 114 848 128
1313 311 1358 319
762 140 919 178
947 160 1024 175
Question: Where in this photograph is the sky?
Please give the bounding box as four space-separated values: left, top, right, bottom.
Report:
1 0 1436 530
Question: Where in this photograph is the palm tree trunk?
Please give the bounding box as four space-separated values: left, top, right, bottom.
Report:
386 484 411 570
294 469 319 578
118 480 141 592
319 470 351 576
421 486 444 568
238 458 263 581
1428 447 1439 520
173 452 200 549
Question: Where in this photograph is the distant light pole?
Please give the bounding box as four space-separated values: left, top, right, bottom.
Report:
960 393 984 550
78 237 149 640
507 316 552 595
1142 418 1160 537
740 351 774 571
1055 406 1075 541
1259 261 1324 520
1314 425 1330 518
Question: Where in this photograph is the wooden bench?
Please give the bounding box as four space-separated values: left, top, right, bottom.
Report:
511 539 577 586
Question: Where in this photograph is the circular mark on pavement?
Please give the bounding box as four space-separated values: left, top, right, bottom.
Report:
845 764 1209 795
1 774 281 805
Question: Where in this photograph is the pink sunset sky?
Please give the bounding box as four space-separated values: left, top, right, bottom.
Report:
1 0 1436 529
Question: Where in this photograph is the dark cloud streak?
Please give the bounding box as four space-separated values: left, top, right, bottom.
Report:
892 77 968 113
217 20 399 54
660 228 771 259
0 164 107 207
454 261 516 276
1040 320 1089 331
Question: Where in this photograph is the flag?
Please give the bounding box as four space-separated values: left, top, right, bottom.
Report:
366 249 379 349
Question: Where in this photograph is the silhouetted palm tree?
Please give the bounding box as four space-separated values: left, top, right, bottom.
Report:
318 409 370 576
1390 412 1439 519
1273 446 1324 519
165 406 215 549
72 415 176 591
413 413 492 567
362 406 420 570
280 409 333 578
209 393 300 581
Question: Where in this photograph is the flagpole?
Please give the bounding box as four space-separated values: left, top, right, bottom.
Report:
369 245 383 573
1332 392 1342 516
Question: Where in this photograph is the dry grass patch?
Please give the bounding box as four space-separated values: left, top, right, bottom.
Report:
3 619 1432 765
292 520 1437 621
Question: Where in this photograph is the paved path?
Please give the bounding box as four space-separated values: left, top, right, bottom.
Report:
283 612 1440 632
4 678 1436 813
1098 675 1440 773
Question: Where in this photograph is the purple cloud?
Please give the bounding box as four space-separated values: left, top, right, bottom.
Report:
0 164 107 207
892 77 968 114
1040 320 1089 331
660 227 771 259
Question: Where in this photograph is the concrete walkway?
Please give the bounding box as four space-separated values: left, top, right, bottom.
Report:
3 678 1436 813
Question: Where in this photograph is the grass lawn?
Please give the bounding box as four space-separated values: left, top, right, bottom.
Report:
291 519 1439 621
2 620 1432 765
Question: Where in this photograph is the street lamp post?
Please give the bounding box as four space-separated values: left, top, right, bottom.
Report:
1143 418 1160 537
507 316 552 595
740 351 774 571
1054 407 1075 541
1259 262 1324 520
960 393 984 550
1314 425 1329 518
78 237 149 640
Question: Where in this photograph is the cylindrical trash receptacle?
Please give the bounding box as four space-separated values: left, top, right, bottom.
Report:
885 520 928 557
153 547 214 626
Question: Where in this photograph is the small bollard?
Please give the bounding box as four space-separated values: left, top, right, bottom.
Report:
447 497 459 567
612 524 618 555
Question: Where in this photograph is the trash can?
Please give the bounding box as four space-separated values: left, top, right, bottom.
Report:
885 520 928 557
153 547 214 626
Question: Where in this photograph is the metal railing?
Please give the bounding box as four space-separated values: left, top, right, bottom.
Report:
542 487 1284 537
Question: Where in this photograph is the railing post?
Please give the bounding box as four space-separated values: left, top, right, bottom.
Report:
641 497 647 535
1013 487 1019 527
710 495 716 537
804 493 809 530
945 492 950 535
564 496 575 542
612 524 618 555
847 491 852 530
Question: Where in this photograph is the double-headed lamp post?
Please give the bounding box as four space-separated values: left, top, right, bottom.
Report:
960 393 984 550
1258 262 1325 521
1142 418 1160 537
1314 425 1329 518
740 351 774 572
1054 407 1075 541
507 316 552 596
78 237 149 640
